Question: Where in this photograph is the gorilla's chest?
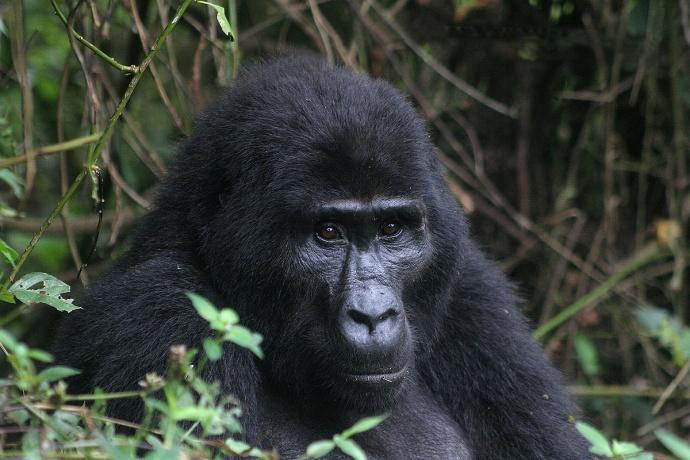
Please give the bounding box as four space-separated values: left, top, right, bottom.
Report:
256 387 471 460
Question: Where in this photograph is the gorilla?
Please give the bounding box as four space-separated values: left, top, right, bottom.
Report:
55 53 590 459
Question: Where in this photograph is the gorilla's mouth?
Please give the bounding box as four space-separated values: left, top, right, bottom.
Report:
343 366 408 387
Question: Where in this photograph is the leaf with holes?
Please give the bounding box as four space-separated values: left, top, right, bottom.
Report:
9 272 80 313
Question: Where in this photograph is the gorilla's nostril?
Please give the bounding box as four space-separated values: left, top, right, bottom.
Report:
347 308 398 334
348 309 374 330
378 308 398 323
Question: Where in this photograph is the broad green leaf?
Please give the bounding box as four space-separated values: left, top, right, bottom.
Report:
225 438 251 454
186 292 218 323
576 421 613 457
611 440 644 455
28 349 53 363
203 338 222 361
574 334 599 377
219 308 239 326
333 435 367 460
655 428 690 460
225 438 262 457
9 272 79 312
305 439 335 458
196 1 234 38
0 238 17 267
225 325 263 359
342 415 387 438
37 366 81 383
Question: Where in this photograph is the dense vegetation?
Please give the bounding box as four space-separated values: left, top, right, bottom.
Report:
0 0 689 458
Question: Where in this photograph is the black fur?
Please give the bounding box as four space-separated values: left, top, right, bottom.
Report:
55 54 590 459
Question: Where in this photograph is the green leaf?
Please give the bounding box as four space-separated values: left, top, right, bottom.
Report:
342 415 387 438
635 306 667 332
0 289 14 303
225 438 263 457
0 329 18 351
28 349 53 363
172 406 218 422
333 435 367 460
186 292 218 323
225 325 264 359
225 438 251 454
655 428 690 460
575 421 613 457
0 168 23 198
196 1 234 38
0 238 18 268
219 308 239 326
9 272 79 312
305 439 336 458
37 366 81 383
203 338 222 361
611 440 643 455
574 334 599 377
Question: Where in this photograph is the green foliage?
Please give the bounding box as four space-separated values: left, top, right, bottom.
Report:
0 328 79 392
0 238 18 268
654 429 690 460
8 272 79 312
302 415 387 460
0 292 386 459
196 1 234 39
574 333 599 377
636 306 690 367
186 292 263 359
575 422 651 460
1 0 689 455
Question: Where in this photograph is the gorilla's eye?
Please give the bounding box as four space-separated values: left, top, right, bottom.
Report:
380 222 402 237
317 223 343 241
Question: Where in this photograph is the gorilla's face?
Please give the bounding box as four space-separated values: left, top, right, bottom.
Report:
288 195 433 408
196 56 463 413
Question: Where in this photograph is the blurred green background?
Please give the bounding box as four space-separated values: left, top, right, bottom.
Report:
0 0 689 455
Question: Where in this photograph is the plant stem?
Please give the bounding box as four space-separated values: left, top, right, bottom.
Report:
50 0 138 73
533 243 669 341
569 384 690 400
0 0 194 296
63 390 144 402
0 132 102 169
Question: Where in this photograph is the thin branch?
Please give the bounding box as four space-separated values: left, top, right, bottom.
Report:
534 243 670 340
0 133 103 169
570 385 690 400
362 0 518 118
1 0 194 293
51 0 138 73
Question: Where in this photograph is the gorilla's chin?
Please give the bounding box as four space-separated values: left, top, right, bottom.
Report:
331 371 410 414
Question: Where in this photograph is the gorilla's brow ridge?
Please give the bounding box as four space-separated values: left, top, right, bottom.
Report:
314 197 425 220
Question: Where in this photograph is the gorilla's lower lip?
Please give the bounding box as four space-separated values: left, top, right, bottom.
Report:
344 367 408 385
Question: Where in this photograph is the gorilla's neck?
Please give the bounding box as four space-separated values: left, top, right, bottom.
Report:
251 375 470 459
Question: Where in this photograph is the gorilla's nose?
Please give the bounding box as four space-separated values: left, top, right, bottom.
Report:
338 288 404 352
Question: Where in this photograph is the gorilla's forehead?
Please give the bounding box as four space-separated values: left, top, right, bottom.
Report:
267 142 431 204
217 55 438 200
